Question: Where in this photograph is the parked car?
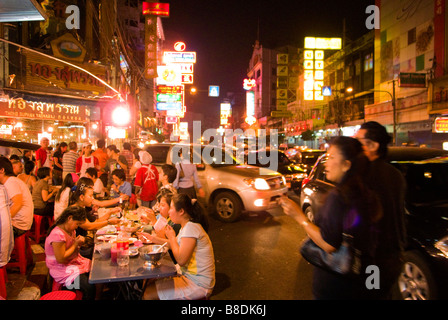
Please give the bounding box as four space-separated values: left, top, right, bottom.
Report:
145 143 288 222
246 149 307 194
300 146 448 300
285 147 326 174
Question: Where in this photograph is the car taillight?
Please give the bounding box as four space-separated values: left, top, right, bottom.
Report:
301 177 310 188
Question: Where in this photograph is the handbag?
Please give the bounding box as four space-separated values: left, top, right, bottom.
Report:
300 233 362 276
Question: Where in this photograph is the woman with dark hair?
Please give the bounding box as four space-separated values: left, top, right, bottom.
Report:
17 160 37 193
280 136 383 300
69 178 121 258
0 157 34 237
45 206 96 300
32 167 58 217
54 173 79 220
143 193 215 300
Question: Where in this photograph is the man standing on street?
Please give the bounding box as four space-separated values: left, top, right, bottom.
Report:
354 121 407 299
92 139 109 188
120 142 134 183
62 141 79 180
35 137 52 173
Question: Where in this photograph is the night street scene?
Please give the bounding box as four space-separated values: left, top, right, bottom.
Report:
1 0 448 315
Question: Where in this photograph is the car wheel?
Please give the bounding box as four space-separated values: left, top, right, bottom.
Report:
213 191 243 223
396 251 437 300
304 206 315 223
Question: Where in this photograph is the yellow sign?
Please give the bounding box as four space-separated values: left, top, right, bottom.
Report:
304 37 342 50
304 50 314 60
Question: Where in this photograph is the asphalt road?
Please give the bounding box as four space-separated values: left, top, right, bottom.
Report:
207 193 314 300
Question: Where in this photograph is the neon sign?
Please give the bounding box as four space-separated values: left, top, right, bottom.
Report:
243 78 256 90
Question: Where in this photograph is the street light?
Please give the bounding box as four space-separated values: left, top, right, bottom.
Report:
346 82 397 145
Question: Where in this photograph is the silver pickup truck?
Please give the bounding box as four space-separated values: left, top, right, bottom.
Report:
145 143 288 222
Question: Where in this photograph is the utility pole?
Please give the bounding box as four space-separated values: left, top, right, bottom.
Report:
392 79 397 146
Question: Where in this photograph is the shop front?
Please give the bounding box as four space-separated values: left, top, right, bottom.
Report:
0 89 97 146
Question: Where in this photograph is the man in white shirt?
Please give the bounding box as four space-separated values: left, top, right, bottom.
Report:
0 184 14 267
0 157 34 237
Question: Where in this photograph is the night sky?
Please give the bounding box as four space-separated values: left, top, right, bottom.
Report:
161 0 375 112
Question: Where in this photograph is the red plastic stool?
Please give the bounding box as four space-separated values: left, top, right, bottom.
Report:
51 279 83 300
40 290 76 300
6 232 33 275
0 267 7 299
31 214 53 244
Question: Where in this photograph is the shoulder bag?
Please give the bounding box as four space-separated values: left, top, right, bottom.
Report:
300 233 362 276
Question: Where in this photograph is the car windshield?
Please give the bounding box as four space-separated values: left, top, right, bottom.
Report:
200 145 241 166
393 160 448 205
301 151 325 166
145 146 171 164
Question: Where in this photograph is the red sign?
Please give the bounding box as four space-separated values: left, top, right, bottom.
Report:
181 74 193 84
142 2 169 17
157 86 183 94
435 117 448 133
166 116 178 124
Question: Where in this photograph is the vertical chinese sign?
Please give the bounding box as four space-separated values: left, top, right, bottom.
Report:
142 2 170 79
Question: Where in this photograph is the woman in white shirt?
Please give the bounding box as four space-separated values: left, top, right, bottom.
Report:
142 193 215 300
54 173 79 220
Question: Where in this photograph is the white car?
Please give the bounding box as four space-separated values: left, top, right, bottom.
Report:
145 143 288 222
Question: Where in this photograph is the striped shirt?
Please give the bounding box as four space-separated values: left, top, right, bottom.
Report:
62 150 79 174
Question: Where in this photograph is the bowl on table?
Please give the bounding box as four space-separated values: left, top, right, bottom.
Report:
139 245 168 269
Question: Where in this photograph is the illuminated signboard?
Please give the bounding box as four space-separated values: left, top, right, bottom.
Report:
163 51 196 64
304 37 342 50
156 85 183 94
156 93 182 102
243 78 256 90
246 91 255 117
156 65 182 85
166 116 178 124
181 74 193 84
156 101 182 111
303 36 341 101
142 2 170 17
435 117 448 132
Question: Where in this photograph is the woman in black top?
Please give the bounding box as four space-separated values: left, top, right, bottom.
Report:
281 136 382 299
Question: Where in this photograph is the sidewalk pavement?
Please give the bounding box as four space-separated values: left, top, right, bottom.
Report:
4 238 51 300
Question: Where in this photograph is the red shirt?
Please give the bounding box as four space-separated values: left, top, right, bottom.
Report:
134 165 159 201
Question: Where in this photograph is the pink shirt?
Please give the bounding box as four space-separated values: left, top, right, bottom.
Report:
45 226 91 286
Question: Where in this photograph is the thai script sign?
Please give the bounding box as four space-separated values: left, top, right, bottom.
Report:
0 98 90 122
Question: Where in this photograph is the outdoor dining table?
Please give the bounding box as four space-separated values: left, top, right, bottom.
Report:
88 243 178 300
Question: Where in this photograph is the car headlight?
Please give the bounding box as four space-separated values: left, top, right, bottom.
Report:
435 236 448 258
243 178 270 190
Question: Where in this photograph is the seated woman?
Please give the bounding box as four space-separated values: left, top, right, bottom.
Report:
143 193 215 300
54 173 79 221
70 178 123 258
17 161 37 193
110 169 132 199
138 190 180 240
32 167 58 217
45 206 96 300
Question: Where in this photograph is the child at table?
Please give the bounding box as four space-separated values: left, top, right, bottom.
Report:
45 206 96 300
142 193 215 300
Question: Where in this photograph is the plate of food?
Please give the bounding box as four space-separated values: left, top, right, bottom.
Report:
97 235 117 242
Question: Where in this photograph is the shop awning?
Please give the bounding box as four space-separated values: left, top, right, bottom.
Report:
0 0 47 22
0 138 40 150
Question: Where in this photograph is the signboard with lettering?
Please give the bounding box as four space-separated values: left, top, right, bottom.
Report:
0 98 90 122
142 2 170 17
144 16 158 79
435 117 448 132
399 73 426 88
25 51 109 93
163 52 197 64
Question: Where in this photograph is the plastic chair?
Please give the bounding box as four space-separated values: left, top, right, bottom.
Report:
0 267 7 299
6 232 33 275
30 214 53 244
51 278 83 300
40 290 76 300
